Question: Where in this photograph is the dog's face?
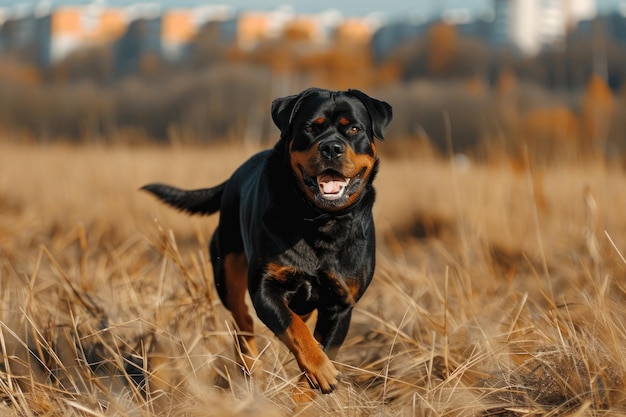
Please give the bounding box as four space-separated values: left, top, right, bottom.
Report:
272 88 392 211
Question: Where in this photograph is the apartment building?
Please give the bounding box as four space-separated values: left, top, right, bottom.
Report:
492 0 596 54
0 3 235 67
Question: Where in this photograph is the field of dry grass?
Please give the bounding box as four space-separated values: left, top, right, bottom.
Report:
2 141 626 416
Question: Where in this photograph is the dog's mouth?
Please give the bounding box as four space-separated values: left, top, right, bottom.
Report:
299 166 364 207
317 170 350 200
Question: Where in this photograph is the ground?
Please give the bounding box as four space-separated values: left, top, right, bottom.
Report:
1 142 626 416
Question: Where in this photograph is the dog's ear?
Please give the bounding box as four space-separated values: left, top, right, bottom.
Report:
271 87 325 135
271 94 300 134
347 89 393 141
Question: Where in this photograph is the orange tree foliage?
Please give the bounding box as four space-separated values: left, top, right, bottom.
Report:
582 74 614 150
500 106 581 162
495 68 518 95
521 107 580 143
308 41 376 90
426 22 457 76
227 24 393 90
494 68 519 130
0 61 40 86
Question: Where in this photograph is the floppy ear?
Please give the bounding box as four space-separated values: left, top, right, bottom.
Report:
271 87 325 135
347 89 393 141
271 94 300 135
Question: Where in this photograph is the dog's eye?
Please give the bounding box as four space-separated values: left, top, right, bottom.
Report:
348 126 360 135
305 126 314 133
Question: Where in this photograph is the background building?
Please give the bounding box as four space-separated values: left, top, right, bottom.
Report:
493 0 596 54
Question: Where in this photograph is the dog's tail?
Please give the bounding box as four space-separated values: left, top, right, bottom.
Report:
141 181 227 215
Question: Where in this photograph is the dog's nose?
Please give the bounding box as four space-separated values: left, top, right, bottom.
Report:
319 139 345 160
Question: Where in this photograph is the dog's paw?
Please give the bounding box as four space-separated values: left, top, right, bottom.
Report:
303 355 340 394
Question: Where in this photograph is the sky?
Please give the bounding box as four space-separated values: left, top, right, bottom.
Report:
0 0 490 18
0 0 624 19
176 0 493 17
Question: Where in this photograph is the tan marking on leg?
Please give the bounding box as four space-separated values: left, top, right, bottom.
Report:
265 262 298 282
223 252 258 364
279 310 339 393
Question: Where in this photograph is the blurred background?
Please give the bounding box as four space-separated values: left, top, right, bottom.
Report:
0 0 625 162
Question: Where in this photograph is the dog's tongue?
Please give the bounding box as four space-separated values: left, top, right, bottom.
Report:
318 172 348 194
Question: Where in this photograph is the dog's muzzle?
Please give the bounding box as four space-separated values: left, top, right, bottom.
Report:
300 166 365 205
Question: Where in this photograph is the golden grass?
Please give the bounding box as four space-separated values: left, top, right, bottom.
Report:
1 141 626 416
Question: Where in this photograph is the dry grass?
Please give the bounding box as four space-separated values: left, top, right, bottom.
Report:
2 141 626 416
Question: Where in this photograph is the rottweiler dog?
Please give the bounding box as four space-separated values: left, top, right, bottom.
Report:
142 88 392 393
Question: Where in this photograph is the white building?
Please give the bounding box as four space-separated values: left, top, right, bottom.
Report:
493 0 596 54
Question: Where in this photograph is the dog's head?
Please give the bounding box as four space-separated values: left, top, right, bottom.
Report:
272 88 392 212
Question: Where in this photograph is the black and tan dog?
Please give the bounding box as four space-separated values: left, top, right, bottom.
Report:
142 88 392 393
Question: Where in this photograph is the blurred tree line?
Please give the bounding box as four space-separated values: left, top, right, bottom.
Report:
1 19 626 161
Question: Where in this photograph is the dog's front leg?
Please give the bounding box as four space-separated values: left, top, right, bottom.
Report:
251 281 340 393
313 304 353 361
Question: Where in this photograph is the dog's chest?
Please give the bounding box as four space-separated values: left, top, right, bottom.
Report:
284 237 361 312
284 217 369 275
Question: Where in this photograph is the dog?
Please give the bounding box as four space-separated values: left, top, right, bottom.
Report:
142 88 392 393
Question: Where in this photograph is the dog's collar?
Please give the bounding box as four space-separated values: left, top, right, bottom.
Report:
300 194 369 223
302 211 330 222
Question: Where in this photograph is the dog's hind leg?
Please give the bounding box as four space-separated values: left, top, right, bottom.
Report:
220 251 258 370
